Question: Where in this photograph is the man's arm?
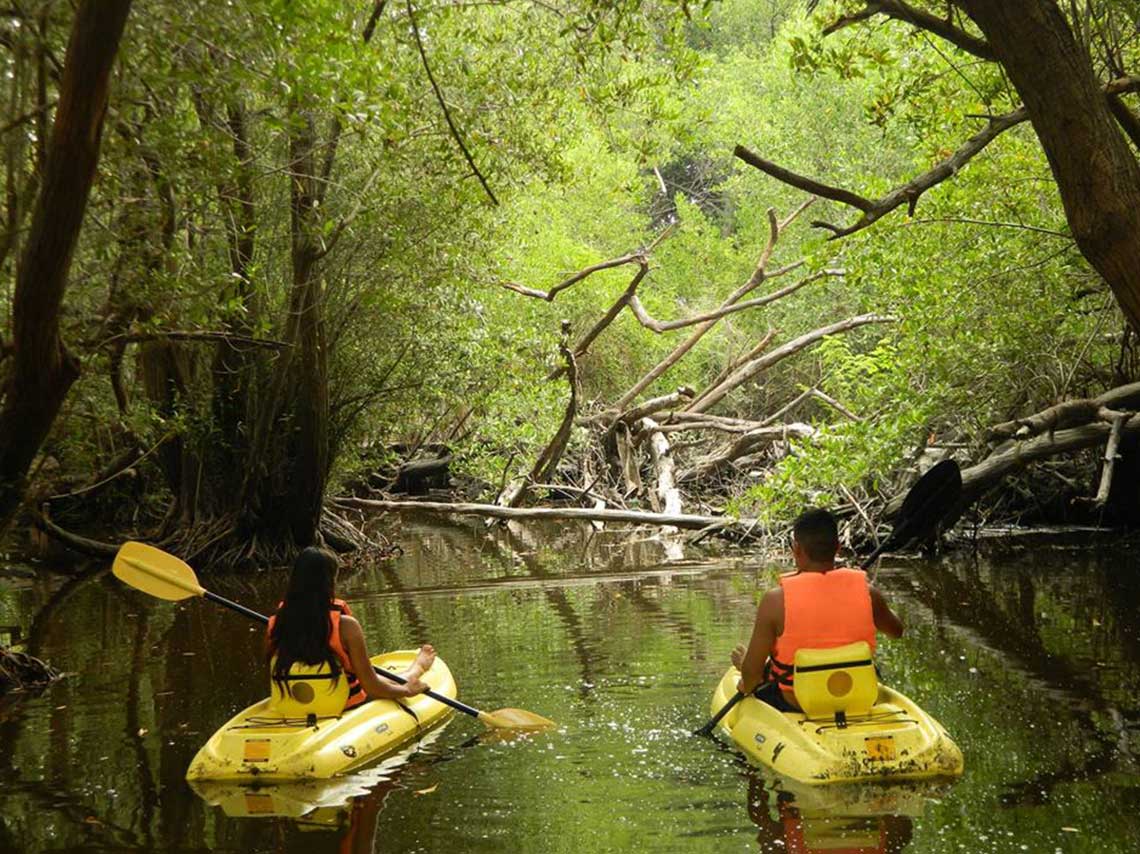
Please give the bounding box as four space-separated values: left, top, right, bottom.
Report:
737 588 783 694
870 585 904 638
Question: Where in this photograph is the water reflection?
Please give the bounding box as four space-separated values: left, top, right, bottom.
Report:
746 773 935 853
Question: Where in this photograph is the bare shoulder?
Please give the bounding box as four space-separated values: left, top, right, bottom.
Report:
757 586 783 619
338 614 363 639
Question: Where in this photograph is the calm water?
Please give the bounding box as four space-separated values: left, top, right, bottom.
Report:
1 519 1139 852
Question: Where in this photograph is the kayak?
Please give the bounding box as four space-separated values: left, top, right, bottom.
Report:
186 650 456 780
188 724 450 818
710 663 964 785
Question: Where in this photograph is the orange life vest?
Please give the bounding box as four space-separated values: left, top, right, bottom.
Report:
267 597 366 710
767 568 876 692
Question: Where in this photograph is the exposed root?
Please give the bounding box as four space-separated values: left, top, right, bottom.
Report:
0 647 62 695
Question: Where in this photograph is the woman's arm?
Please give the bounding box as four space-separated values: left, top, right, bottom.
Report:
338 616 427 699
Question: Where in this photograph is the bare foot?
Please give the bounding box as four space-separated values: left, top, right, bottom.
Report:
414 644 436 673
730 644 746 670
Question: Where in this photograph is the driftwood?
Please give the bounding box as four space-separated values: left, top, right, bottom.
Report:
687 329 777 411
615 386 694 425
639 417 681 530
334 496 757 535
1094 413 1127 506
680 422 816 482
988 382 1140 440
1 647 61 695
686 314 895 415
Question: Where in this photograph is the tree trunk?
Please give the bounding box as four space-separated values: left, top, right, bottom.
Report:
960 0 1140 331
0 0 132 524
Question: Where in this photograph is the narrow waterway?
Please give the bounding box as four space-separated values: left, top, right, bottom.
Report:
1 519 1138 852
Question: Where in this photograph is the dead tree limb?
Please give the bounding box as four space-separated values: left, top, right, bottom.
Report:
626 268 841 334
500 251 646 301
614 204 816 409
690 329 778 410
501 322 580 507
987 382 1140 440
615 386 694 425
639 417 682 528
734 107 1028 238
680 423 817 483
1094 412 1127 506
961 415 1140 497
334 496 759 535
759 387 861 426
687 314 897 414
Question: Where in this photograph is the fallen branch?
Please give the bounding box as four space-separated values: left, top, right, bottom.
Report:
688 314 897 414
500 252 645 301
687 329 777 411
615 386 694 425
639 417 682 527
31 505 119 558
680 422 817 482
626 268 841 334
988 382 1140 440
1094 412 1127 507
334 496 758 535
613 206 814 409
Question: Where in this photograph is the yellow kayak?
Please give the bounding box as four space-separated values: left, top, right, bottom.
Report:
710 650 963 785
186 650 456 780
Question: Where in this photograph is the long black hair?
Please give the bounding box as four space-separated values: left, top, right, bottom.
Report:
268 547 342 693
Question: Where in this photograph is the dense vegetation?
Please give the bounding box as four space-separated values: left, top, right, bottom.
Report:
1 0 1138 568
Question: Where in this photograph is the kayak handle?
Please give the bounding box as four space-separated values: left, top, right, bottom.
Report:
203 589 485 721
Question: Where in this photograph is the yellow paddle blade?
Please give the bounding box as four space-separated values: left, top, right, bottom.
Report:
113 541 206 601
476 708 556 731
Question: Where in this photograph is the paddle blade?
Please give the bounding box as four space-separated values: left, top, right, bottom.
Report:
889 459 962 547
113 541 206 601
476 707 556 731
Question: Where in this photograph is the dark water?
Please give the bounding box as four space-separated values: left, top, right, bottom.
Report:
1 519 1139 852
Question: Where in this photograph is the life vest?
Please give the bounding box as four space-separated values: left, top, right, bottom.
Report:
767 568 876 693
266 598 366 715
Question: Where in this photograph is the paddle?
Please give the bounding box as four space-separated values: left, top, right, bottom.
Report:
112 541 554 731
694 459 963 737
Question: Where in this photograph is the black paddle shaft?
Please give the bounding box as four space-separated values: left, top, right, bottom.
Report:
201 590 485 720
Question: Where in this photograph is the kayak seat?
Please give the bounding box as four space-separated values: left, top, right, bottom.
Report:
792 641 877 723
267 658 349 719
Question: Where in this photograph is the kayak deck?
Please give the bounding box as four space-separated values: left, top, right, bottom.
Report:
186 650 456 781
711 667 964 785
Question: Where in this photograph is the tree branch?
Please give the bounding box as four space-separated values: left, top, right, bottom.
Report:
822 1 996 61
500 251 645 301
626 268 843 333
735 106 1028 239
406 0 497 205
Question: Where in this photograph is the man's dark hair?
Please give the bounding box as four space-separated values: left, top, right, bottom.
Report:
792 508 839 562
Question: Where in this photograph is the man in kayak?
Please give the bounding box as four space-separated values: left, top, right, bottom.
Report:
731 508 904 711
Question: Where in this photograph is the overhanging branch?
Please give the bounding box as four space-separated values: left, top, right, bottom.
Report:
735 106 1028 239
822 1 996 61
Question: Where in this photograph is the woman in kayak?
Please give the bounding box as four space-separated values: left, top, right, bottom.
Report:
268 546 435 709
731 508 903 711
